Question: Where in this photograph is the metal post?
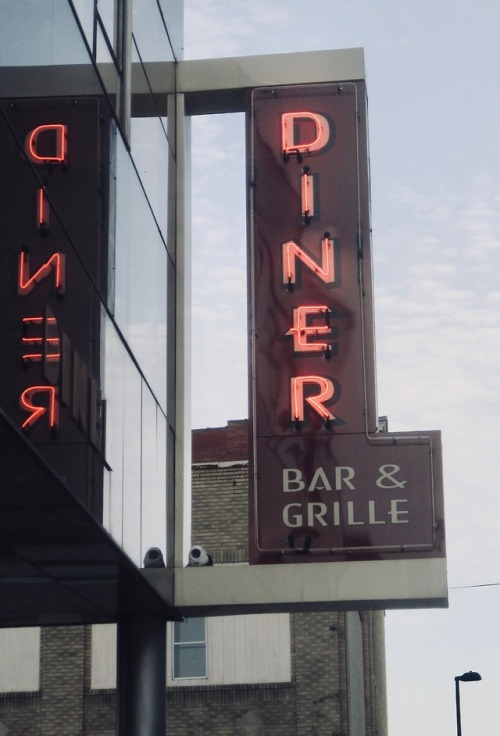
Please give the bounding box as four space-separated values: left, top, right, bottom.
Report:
455 677 462 736
455 671 481 736
117 614 166 736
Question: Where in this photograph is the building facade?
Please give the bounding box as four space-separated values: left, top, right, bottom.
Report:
1 3 389 734
0 420 387 736
0 0 182 573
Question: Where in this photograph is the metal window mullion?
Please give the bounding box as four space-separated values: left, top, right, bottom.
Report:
116 0 132 140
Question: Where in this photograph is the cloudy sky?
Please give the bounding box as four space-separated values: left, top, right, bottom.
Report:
183 1 500 733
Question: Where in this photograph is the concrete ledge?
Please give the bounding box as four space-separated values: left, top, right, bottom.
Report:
0 48 364 117
143 557 447 616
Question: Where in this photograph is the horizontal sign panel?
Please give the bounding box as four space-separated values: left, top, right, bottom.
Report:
250 431 445 562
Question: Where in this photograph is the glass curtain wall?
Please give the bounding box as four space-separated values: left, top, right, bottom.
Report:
0 0 182 566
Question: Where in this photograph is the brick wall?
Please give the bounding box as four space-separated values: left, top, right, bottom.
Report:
291 611 349 736
0 693 41 736
40 627 85 736
191 462 248 563
361 611 388 736
166 684 294 735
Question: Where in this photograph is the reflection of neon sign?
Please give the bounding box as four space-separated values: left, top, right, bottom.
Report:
18 249 66 295
16 121 97 435
20 385 58 430
0 98 107 513
22 315 60 363
37 187 50 229
16 124 67 430
25 124 67 165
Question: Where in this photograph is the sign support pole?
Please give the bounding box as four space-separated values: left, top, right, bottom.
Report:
117 614 167 736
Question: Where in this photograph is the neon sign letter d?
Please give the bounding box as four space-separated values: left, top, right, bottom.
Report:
25 124 67 165
281 112 329 158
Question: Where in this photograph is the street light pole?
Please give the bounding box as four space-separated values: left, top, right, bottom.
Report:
454 671 482 736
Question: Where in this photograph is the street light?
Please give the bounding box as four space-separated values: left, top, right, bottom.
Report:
455 671 482 736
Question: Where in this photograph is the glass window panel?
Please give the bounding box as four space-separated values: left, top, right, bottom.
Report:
173 644 206 679
157 0 183 60
173 618 207 679
141 386 167 560
132 1 174 62
114 135 167 410
121 350 142 563
102 311 167 564
0 0 90 66
131 115 169 240
97 0 117 53
71 0 95 49
102 314 126 546
96 23 121 115
174 618 205 644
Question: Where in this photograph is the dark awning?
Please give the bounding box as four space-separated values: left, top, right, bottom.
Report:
0 410 177 627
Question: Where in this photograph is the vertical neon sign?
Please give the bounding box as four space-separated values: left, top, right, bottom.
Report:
249 83 377 561
0 98 109 517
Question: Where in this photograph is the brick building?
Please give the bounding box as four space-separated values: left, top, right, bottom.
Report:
0 420 387 736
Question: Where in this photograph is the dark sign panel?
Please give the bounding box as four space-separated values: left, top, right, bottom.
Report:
248 83 444 563
249 83 376 438
0 98 109 518
252 431 445 560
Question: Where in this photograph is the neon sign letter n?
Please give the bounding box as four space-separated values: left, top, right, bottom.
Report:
18 250 66 295
282 236 335 286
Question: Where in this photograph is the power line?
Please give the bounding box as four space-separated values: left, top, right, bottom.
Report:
450 583 500 589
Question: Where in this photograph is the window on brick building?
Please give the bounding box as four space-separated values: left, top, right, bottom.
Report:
172 618 207 679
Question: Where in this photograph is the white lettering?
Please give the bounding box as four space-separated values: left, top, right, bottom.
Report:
388 499 409 524
368 500 386 525
347 501 364 525
283 503 302 527
335 466 355 490
283 469 305 492
333 501 340 526
308 467 332 491
307 502 328 526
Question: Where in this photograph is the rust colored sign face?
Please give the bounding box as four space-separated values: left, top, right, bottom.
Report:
248 83 376 439
248 83 444 563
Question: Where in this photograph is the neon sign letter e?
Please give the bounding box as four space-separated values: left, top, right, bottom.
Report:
286 306 331 352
